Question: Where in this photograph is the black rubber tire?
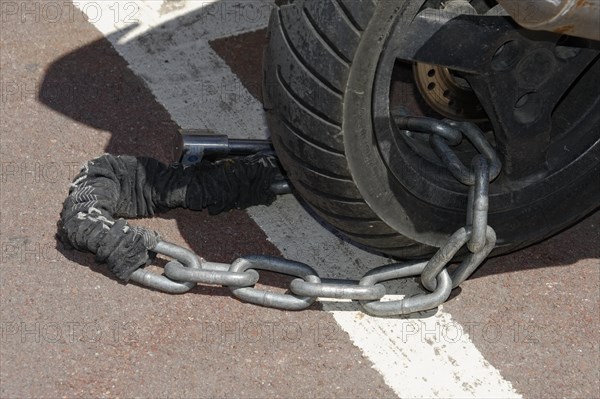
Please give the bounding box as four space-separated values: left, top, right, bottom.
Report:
263 0 600 259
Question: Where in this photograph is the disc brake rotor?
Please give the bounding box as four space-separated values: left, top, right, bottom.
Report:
413 63 487 121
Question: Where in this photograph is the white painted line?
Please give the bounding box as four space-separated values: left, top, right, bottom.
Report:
77 0 272 138
77 1 521 397
326 304 519 398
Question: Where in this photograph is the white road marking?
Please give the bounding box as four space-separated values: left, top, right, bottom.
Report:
79 0 271 138
76 1 521 397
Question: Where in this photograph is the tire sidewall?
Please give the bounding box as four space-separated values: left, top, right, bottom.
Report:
344 1 450 247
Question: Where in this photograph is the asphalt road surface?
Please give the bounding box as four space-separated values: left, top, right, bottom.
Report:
1 1 598 398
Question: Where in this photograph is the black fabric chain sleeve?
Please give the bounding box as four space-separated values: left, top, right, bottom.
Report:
58 154 280 281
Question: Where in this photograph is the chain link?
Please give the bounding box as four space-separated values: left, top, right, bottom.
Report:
132 118 502 317
290 278 386 301
228 256 321 311
165 259 259 287
359 262 453 317
429 120 502 185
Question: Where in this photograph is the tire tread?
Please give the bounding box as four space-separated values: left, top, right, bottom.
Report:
266 0 425 258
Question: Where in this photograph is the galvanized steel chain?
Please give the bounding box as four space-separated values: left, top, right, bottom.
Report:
131 117 502 317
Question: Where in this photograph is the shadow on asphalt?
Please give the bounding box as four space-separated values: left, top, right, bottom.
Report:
40 20 285 291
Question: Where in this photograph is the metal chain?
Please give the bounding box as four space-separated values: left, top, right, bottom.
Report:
130 118 502 317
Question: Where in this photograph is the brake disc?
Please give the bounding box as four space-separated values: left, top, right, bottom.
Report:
413 63 487 121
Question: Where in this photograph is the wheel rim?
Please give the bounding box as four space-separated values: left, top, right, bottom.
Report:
345 1 600 248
